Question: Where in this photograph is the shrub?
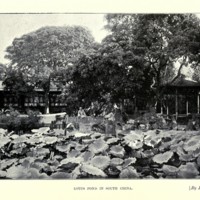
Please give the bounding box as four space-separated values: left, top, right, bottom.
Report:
0 109 43 133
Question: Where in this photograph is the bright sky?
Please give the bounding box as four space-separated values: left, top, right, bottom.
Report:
0 13 108 63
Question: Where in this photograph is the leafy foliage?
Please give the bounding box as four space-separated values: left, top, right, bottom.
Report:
0 110 42 133
4 26 96 113
1 123 200 179
104 14 200 107
90 156 110 170
177 162 199 178
152 151 173 164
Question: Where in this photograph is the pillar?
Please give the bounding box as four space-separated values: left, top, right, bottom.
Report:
198 93 200 114
186 98 188 115
161 100 163 114
175 89 178 120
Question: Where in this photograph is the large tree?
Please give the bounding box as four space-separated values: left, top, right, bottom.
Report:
4 26 96 113
0 63 6 80
104 14 200 109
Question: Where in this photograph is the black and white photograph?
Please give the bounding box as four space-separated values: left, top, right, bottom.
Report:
1 11 200 180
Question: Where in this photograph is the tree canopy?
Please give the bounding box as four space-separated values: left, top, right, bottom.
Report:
103 14 200 108
3 14 200 114
4 25 96 113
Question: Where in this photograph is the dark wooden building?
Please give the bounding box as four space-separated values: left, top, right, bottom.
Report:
161 75 200 119
0 81 66 113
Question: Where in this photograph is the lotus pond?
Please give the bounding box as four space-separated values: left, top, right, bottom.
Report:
0 127 200 179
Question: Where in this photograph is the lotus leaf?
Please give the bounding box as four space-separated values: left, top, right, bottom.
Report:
123 158 137 168
119 166 139 178
183 135 200 153
81 164 107 178
176 146 194 162
82 139 94 145
144 136 162 148
170 141 184 152
10 134 19 140
106 138 120 145
30 161 49 171
26 136 42 145
0 159 18 170
0 170 7 178
0 128 7 135
6 166 29 179
47 159 60 169
37 127 50 135
75 144 87 151
12 142 26 149
171 132 187 145
20 157 35 168
43 136 58 144
89 138 108 154
197 156 200 167
91 132 103 139
60 157 84 165
58 162 78 172
56 144 70 153
71 166 81 179
90 156 110 170
11 135 28 144
192 147 200 158
51 172 72 179
28 168 49 179
152 151 173 164
10 148 24 155
36 148 50 157
0 137 11 148
159 141 172 152
72 132 91 138
54 155 64 160
109 145 125 158
106 166 121 177
127 141 143 150
162 165 178 176
178 162 199 178
68 149 81 158
124 132 144 142
81 151 95 162
110 158 124 166
141 150 154 159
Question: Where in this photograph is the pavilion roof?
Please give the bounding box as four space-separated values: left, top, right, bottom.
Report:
164 76 200 87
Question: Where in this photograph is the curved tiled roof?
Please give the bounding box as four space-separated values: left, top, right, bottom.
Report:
163 76 200 87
